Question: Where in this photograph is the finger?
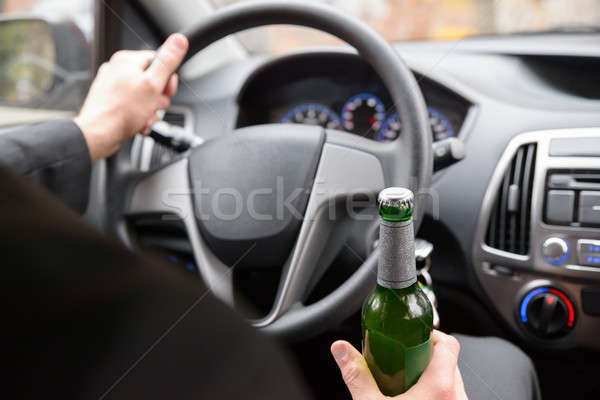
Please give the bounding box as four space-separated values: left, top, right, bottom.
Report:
148 112 161 127
427 331 460 379
156 95 171 111
142 119 155 136
330 341 381 400
406 331 460 398
142 121 152 135
141 113 160 136
163 73 179 96
140 52 156 70
110 50 155 66
146 33 188 90
455 367 469 400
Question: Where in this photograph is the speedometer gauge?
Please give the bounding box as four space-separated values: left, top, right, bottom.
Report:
378 107 455 142
341 93 385 133
280 103 341 129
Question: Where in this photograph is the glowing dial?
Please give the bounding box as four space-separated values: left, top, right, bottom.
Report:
520 286 575 338
378 107 455 142
280 103 342 130
341 93 386 134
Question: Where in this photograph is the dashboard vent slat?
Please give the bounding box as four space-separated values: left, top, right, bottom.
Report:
150 142 178 169
128 214 194 255
486 143 537 255
519 145 536 254
128 213 200 276
508 147 524 253
163 110 186 127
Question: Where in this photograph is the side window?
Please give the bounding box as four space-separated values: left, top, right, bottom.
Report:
0 0 93 125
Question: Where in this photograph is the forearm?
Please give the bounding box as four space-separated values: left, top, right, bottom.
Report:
0 119 92 213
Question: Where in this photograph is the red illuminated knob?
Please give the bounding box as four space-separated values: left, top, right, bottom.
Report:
521 287 575 339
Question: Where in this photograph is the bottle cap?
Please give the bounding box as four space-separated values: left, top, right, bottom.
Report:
378 187 414 222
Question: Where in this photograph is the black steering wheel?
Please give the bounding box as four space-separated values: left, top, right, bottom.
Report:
107 1 432 341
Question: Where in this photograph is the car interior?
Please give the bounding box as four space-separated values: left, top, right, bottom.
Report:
1 0 600 398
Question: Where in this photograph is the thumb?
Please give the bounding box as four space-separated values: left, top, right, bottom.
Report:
331 341 381 400
405 330 461 399
146 33 188 90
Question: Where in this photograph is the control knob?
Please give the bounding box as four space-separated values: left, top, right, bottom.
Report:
542 237 569 264
520 287 575 338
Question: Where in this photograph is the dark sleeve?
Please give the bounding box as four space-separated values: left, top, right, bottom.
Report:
0 119 91 212
0 165 310 400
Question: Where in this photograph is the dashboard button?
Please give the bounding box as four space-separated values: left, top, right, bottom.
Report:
577 239 600 266
549 137 600 157
578 191 600 225
581 288 600 316
542 237 569 264
545 190 574 224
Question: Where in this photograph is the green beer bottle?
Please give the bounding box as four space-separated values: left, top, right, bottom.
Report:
362 187 434 396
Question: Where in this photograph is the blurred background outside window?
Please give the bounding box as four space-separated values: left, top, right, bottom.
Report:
1 0 93 38
0 0 92 121
212 0 600 53
0 0 598 120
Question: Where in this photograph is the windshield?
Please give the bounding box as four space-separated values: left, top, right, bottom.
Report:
212 0 600 53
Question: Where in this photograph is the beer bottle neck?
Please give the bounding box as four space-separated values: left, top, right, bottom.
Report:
377 218 417 289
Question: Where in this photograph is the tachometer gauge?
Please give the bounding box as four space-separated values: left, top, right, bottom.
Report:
280 103 341 129
378 107 455 142
341 93 385 134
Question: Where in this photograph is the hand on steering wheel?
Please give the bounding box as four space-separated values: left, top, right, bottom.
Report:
75 34 188 162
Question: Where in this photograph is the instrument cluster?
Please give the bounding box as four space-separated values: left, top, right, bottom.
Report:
278 93 456 142
235 53 470 143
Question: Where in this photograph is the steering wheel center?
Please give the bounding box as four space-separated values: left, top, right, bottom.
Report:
188 125 324 268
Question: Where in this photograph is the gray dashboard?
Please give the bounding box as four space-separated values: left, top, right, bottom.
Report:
158 33 600 349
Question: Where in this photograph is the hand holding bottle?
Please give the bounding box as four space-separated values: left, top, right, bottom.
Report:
331 330 468 400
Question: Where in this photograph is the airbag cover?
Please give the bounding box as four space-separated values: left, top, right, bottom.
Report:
188 125 324 267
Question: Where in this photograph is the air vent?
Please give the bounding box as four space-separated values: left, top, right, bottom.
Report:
128 214 198 275
486 143 537 255
163 110 186 127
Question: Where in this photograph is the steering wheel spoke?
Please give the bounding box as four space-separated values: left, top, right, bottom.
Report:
254 137 386 328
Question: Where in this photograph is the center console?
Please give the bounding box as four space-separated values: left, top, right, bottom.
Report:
473 128 600 349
